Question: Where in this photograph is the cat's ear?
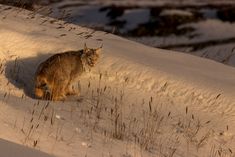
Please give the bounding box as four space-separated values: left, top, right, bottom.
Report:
84 43 88 52
95 44 103 54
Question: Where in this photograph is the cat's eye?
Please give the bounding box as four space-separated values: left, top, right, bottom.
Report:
38 83 48 90
41 83 47 87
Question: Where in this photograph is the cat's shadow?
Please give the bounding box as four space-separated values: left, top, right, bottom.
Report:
5 53 53 98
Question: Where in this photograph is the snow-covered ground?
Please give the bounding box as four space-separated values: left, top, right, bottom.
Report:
1 3 235 157
0 138 54 157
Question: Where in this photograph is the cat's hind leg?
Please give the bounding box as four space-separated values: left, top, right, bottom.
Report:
51 80 68 101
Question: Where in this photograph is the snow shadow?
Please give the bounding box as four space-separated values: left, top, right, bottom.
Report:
0 138 55 157
5 53 53 98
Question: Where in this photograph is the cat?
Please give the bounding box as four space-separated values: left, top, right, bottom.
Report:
34 43 102 101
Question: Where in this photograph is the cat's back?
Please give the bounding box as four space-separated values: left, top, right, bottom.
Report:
36 50 83 76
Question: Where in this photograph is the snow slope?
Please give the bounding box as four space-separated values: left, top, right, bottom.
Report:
1 4 235 157
0 138 54 157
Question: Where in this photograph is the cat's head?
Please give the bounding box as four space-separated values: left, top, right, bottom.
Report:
82 43 102 67
34 75 51 100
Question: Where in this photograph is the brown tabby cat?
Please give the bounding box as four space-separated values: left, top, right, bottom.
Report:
34 44 102 101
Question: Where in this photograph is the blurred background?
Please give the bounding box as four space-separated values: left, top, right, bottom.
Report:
1 0 235 66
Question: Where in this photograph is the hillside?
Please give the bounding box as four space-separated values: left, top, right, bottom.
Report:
0 4 235 157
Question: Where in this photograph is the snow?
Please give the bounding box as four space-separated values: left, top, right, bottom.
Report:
185 19 235 41
41 4 150 33
1 3 235 157
200 8 218 19
61 5 109 28
160 9 193 17
118 8 150 32
0 138 54 157
128 18 235 66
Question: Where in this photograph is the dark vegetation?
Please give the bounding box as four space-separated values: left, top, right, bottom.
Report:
217 7 235 22
0 0 34 9
99 4 235 37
